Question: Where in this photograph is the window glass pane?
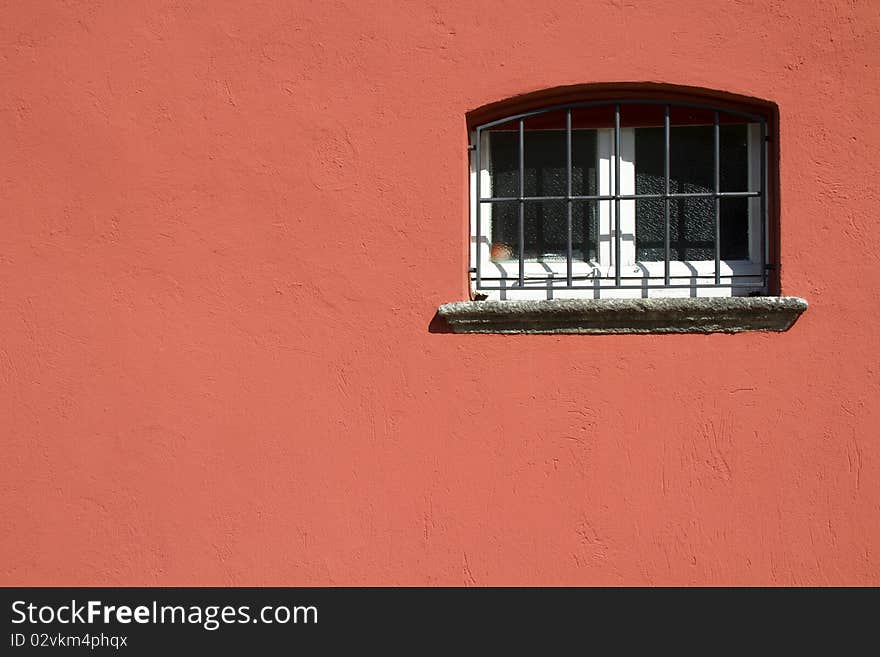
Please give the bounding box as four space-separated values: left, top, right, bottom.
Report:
525 200 567 259
571 132 598 197
570 106 611 201
635 196 714 261
488 118 599 197
720 197 749 260
670 124 714 190
573 201 599 262
635 196 750 261
522 130 566 196
485 201 517 261
488 118 597 261
487 131 518 198
634 198 664 261
634 121 750 261
487 200 598 262
672 196 715 260
719 123 748 192
523 111 566 197
634 127 664 196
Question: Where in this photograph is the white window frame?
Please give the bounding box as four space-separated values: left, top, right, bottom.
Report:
469 122 765 300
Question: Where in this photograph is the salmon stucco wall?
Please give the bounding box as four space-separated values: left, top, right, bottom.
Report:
2 1 879 585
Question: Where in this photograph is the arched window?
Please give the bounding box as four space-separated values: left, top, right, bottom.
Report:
469 92 772 300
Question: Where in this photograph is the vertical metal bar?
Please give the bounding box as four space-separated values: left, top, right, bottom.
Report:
714 111 721 285
518 119 525 288
664 105 670 286
614 103 621 288
566 108 573 287
760 119 768 293
475 128 482 289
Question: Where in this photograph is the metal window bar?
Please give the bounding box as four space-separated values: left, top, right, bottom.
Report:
477 99 764 131
714 111 721 285
474 282 766 290
760 120 768 292
518 119 525 288
472 100 770 295
614 103 621 288
664 104 670 286
566 108 573 286
473 271 766 281
475 126 481 289
479 191 760 202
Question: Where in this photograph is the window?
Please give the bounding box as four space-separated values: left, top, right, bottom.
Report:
469 98 770 300
439 91 806 333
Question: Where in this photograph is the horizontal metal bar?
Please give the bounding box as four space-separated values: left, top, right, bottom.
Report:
476 99 765 131
479 191 760 202
476 282 766 290
677 191 760 198
472 273 766 281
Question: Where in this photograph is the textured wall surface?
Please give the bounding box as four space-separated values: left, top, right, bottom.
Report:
1 1 878 585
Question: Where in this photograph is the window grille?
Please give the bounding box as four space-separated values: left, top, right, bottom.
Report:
470 99 770 297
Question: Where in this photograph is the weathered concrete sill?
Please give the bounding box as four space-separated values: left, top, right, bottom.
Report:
437 297 808 334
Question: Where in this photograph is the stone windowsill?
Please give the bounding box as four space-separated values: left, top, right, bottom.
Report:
436 297 808 334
